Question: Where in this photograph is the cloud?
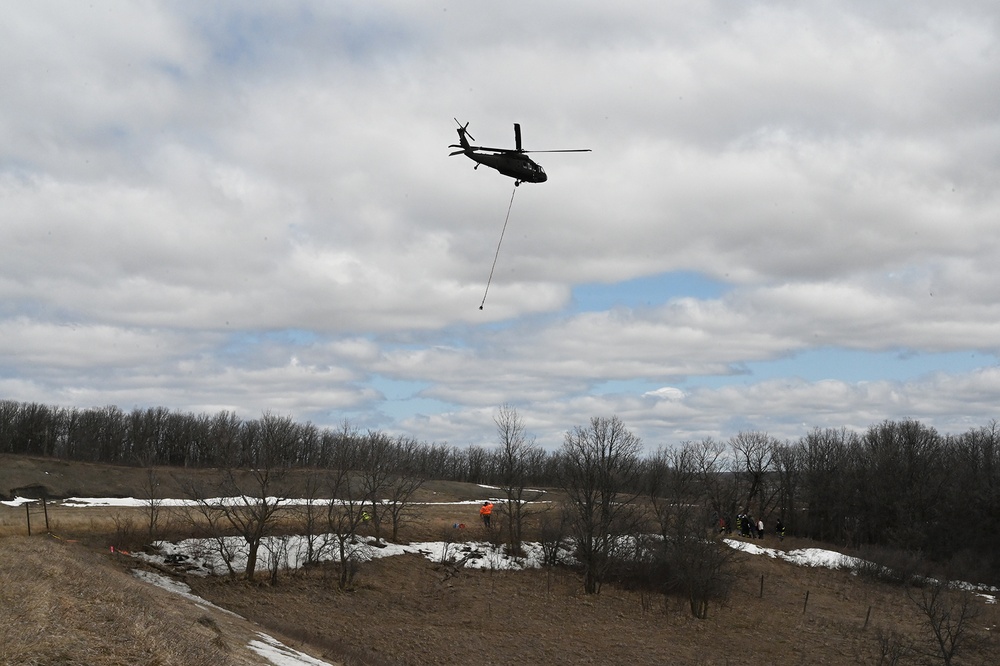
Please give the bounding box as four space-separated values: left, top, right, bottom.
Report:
2 1 999 450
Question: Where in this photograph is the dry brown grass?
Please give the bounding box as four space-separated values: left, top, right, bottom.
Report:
188 536 1000 666
0 535 334 666
3 455 1000 665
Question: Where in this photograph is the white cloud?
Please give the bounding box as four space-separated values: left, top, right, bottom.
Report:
2 1 999 450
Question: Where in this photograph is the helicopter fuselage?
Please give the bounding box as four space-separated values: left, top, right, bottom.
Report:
465 150 547 183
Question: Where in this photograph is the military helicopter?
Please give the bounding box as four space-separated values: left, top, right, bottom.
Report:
449 119 590 185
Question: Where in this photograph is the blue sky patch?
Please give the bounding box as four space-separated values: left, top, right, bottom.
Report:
572 271 728 312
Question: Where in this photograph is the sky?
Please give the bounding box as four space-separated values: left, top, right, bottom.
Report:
2 1 999 451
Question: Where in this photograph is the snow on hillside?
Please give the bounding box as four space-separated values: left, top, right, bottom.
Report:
248 633 335 666
135 533 561 576
134 568 334 666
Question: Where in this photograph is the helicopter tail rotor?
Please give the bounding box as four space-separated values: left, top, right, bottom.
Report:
453 118 475 142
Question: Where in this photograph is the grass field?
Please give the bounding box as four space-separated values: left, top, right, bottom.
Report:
2 454 999 665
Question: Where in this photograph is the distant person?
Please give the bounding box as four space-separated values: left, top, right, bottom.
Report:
776 518 785 541
757 518 764 538
480 501 493 528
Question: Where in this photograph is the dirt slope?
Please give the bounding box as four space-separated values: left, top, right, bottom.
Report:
0 535 334 666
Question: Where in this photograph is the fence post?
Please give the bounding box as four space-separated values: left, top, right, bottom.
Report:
803 590 810 613
25 502 32 536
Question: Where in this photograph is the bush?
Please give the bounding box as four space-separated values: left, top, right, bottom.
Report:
850 544 932 586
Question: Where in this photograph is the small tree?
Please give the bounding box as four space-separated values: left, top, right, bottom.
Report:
668 534 739 619
493 404 545 556
691 438 738 528
183 413 293 581
326 473 370 590
179 480 240 578
538 506 571 567
870 627 913 666
383 470 425 542
138 466 164 541
730 431 780 518
648 444 700 543
358 430 395 542
648 443 738 618
216 466 287 581
561 415 644 594
297 471 332 566
373 436 424 542
908 582 980 665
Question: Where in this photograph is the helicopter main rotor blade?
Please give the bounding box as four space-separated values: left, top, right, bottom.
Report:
521 149 592 153
449 144 510 155
463 145 510 153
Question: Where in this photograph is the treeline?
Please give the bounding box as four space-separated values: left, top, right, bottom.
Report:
0 401 545 482
659 422 1000 580
1 400 999 578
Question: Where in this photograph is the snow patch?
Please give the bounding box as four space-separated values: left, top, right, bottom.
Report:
136 534 571 576
249 633 335 666
131 570 334 664
725 539 859 569
131 569 240 617
0 497 39 507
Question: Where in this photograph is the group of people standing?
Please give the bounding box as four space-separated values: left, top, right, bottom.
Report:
738 514 765 538
718 514 786 541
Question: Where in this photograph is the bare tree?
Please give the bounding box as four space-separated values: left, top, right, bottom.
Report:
138 466 164 541
181 413 294 581
560 415 644 594
648 443 701 541
178 479 240 578
870 627 912 666
730 431 780 517
383 470 425 542
216 466 288 581
358 430 395 543
648 443 738 618
908 582 980 665
297 471 330 566
326 468 370 590
493 404 546 556
772 442 800 536
799 427 856 543
691 438 738 528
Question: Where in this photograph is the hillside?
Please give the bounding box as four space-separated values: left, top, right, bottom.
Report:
185 543 999 666
2 454 999 665
0 535 331 666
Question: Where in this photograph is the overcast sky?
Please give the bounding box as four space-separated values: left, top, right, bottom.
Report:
3 1 999 451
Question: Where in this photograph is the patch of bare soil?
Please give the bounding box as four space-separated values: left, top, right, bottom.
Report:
186 539 1000 666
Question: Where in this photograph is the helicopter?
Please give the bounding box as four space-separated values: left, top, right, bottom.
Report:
449 119 590 185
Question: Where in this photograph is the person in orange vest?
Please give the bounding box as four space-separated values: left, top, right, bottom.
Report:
480 501 494 527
